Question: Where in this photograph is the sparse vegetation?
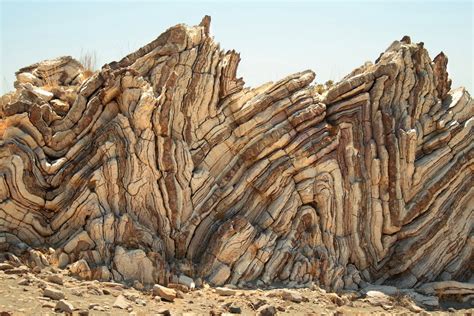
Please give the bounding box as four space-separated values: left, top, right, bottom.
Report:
325 80 334 88
315 83 326 94
79 50 97 79
314 79 335 95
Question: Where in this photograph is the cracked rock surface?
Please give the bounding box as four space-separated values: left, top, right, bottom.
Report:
0 16 472 294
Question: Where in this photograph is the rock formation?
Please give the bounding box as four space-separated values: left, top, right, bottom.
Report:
0 16 472 293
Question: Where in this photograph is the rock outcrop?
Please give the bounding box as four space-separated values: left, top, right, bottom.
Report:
0 16 472 292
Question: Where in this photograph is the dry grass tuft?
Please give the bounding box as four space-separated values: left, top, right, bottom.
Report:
79 50 97 79
314 80 335 95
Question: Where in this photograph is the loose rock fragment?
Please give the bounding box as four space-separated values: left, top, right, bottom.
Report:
46 274 64 285
113 295 131 309
43 287 65 300
256 304 277 316
55 299 74 313
215 287 237 296
153 284 177 302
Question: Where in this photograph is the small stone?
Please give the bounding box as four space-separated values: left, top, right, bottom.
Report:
87 287 102 296
43 287 65 300
123 290 140 301
153 284 177 302
257 304 277 316
407 303 423 313
135 298 146 306
113 294 132 309
55 299 74 313
215 287 237 296
92 306 106 311
88 303 99 309
17 278 29 286
276 305 285 312
46 274 63 285
327 293 349 306
194 278 203 288
279 289 304 303
251 298 268 310
176 290 185 299
71 288 84 296
42 301 55 308
228 303 241 314
168 282 190 293
0 263 14 271
132 280 144 291
155 308 171 316
361 284 399 296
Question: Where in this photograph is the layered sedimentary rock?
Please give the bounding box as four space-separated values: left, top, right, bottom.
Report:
0 17 472 292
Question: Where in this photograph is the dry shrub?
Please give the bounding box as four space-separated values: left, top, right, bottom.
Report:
79 50 97 79
314 80 336 95
315 84 326 94
325 80 334 88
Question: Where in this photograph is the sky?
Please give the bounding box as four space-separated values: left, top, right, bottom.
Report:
1 0 473 94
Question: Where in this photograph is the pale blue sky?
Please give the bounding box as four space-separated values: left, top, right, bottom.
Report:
1 0 473 94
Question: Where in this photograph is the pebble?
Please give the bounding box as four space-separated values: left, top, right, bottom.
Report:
42 302 56 308
228 303 242 314
215 287 237 296
17 278 29 286
256 304 277 316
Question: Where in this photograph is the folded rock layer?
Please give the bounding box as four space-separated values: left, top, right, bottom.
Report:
0 17 472 291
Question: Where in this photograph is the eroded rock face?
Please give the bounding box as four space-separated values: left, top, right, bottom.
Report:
0 16 472 291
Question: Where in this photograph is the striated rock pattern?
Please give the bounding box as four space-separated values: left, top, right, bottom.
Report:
0 17 472 291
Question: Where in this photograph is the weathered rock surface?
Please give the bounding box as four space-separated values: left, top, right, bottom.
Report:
0 16 472 294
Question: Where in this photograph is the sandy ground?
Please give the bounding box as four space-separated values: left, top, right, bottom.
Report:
0 265 472 316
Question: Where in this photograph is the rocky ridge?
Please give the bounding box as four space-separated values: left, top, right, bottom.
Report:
0 15 472 307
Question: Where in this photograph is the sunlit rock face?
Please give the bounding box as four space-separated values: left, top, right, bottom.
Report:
0 16 472 291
